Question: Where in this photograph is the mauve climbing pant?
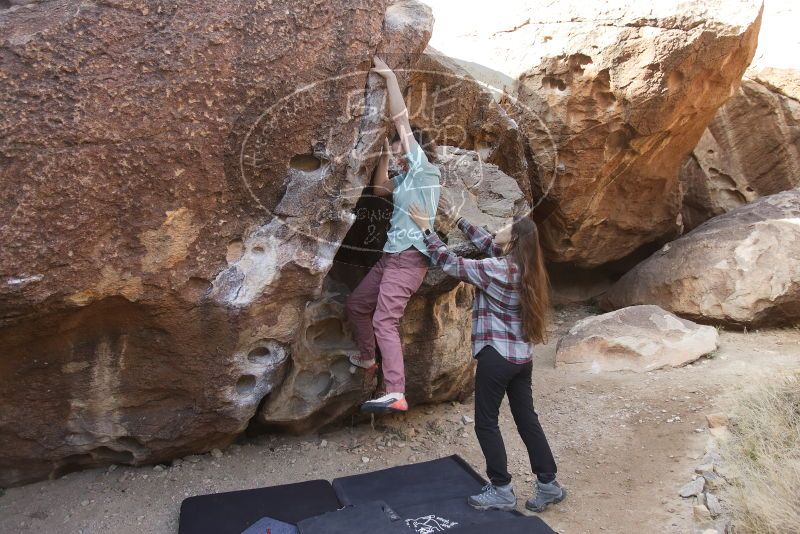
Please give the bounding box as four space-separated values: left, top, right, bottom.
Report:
345 248 428 393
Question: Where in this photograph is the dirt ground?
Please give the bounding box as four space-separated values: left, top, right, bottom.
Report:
2 305 799 534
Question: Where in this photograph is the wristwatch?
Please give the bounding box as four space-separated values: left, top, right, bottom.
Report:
423 228 433 237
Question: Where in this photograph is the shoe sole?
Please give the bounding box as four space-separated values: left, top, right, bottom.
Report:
360 404 407 414
360 399 408 414
467 500 516 512
525 488 567 513
349 356 377 370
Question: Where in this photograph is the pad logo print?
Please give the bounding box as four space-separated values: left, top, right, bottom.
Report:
405 514 459 533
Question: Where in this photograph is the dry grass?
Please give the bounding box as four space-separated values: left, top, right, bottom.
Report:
721 372 800 534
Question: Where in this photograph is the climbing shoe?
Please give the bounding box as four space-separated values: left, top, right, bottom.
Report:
348 352 377 370
360 392 408 413
468 483 516 511
525 479 566 512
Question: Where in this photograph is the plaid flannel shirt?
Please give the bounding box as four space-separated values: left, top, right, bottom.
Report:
423 218 533 364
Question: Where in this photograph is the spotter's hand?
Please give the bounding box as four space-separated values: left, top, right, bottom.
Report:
437 194 459 224
409 203 432 232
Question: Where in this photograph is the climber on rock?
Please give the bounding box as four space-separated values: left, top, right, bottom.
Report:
344 55 441 414
407 196 566 513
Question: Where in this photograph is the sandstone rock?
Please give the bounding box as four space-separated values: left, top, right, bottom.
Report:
680 80 800 230
422 0 762 267
680 1 800 230
262 147 526 431
400 283 476 405
602 189 800 327
257 278 370 433
0 0 431 486
555 305 719 373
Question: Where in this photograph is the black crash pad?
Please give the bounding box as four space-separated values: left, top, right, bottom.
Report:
178 479 340 534
179 455 558 534
332 455 552 533
332 455 486 508
297 500 411 533
448 515 557 533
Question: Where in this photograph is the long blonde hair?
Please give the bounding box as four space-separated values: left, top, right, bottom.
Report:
505 216 550 344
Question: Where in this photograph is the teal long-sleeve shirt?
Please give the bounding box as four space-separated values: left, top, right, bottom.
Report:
384 143 441 258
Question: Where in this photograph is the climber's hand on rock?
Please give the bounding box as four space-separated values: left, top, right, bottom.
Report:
371 56 394 79
382 137 392 157
437 194 459 225
409 203 431 231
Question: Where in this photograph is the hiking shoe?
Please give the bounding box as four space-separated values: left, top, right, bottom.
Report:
525 480 566 512
468 483 516 511
348 353 377 370
360 392 407 413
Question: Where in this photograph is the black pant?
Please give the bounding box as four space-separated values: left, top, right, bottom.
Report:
474 345 557 486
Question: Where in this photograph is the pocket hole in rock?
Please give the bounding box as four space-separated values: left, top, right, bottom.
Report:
236 375 257 395
542 76 567 91
247 346 272 364
289 153 322 171
226 239 244 264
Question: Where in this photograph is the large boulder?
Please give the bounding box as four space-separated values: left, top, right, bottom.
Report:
680 1 800 230
680 80 800 230
556 305 719 373
602 189 800 327
0 0 433 486
260 147 527 431
416 0 763 267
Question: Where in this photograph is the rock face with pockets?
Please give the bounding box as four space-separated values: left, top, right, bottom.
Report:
680 1 800 230
680 80 800 230
602 189 800 327
259 147 527 431
0 0 434 486
555 305 719 373
416 0 763 266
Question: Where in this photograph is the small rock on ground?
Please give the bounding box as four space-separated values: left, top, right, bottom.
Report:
679 477 705 497
706 492 722 517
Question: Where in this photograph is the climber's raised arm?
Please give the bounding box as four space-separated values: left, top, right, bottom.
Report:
371 56 418 156
371 137 394 197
